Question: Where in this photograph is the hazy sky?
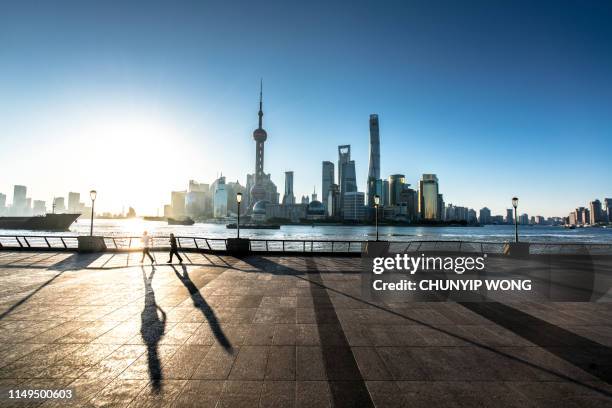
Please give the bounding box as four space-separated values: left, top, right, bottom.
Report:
1 0 611 216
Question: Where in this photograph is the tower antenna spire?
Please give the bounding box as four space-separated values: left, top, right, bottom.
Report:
258 78 263 129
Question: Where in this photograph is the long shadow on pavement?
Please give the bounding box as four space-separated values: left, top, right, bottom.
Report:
140 265 167 393
240 255 612 400
0 252 104 321
171 265 233 352
460 301 612 383
242 256 374 408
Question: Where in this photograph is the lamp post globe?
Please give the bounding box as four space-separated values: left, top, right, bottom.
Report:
89 190 97 236
236 193 242 239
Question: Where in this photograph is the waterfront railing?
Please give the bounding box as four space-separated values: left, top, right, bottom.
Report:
1 235 611 255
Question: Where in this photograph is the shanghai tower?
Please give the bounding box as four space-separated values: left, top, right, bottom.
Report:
367 114 380 207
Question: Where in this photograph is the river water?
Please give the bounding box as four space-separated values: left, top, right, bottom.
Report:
3 218 611 244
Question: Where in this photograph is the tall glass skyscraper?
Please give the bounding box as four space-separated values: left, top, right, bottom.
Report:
322 161 334 210
418 174 439 220
367 114 380 207
283 171 295 205
388 174 406 206
337 145 351 213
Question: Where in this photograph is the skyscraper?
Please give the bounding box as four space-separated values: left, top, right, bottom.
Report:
171 191 186 217
12 185 26 214
367 114 380 207
283 171 295 205
53 197 65 213
479 207 491 224
388 174 406 206
321 161 334 211
33 200 46 216
213 177 228 218
605 198 612 222
343 191 366 221
337 145 351 213
68 192 80 213
506 209 513 224
418 174 439 221
0 193 6 215
590 199 604 224
437 194 444 221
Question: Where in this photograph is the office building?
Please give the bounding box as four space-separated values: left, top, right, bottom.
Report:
388 174 406 206
225 181 245 215
367 114 380 207
382 179 389 206
283 171 295 205
605 198 612 222
322 161 334 211
171 191 186 217
213 177 228 218
343 191 366 221
327 184 340 217
398 187 418 221
519 213 530 225
185 180 209 218
418 174 439 220
53 197 65 213
0 193 6 215
266 203 307 222
468 209 478 224
12 185 27 214
506 209 513 224
68 192 80 213
33 200 46 216
186 191 206 218
590 199 604 224
437 194 444 221
337 145 353 212
479 207 491 224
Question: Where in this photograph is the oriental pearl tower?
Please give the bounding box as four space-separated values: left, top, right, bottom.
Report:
250 80 268 204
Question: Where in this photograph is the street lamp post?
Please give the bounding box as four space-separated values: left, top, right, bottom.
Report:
374 194 380 241
512 197 519 243
236 193 242 239
89 190 97 236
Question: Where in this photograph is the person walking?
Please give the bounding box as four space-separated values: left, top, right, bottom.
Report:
141 231 155 264
167 233 183 264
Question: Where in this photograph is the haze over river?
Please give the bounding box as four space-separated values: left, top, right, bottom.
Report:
2 219 611 244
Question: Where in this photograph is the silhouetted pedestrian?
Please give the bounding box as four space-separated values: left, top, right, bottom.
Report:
141 231 155 264
167 233 183 263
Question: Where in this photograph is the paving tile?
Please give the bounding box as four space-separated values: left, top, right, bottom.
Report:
260 381 295 408
228 346 269 380
169 380 224 408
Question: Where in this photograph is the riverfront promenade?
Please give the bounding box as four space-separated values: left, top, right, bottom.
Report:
0 251 612 407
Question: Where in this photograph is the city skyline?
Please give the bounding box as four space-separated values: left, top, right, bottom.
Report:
1 1 611 216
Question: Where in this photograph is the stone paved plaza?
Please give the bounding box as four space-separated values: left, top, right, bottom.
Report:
0 251 612 407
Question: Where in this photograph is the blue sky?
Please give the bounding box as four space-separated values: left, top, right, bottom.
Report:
1 0 611 216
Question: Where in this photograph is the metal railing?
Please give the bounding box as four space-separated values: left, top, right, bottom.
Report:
0 235 611 255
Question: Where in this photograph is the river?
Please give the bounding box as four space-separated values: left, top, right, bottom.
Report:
2 218 611 243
